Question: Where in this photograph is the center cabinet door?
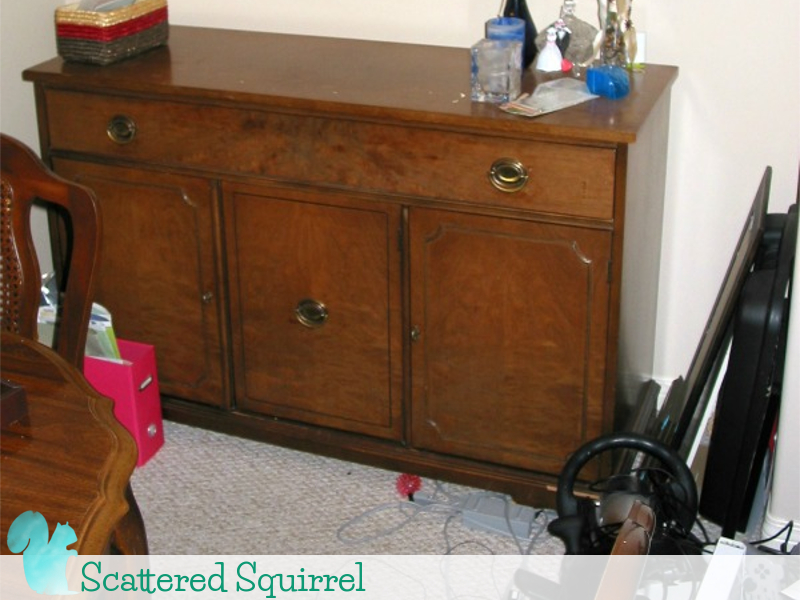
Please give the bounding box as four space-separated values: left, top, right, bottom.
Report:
224 184 404 440
409 208 613 475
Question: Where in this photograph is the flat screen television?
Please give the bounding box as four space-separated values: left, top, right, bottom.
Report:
655 168 772 450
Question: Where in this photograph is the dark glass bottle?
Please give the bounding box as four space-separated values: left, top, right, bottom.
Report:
502 0 538 68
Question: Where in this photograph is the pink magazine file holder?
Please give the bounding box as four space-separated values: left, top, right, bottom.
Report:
84 339 164 466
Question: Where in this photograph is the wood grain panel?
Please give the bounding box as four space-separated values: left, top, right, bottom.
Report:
44 89 615 220
53 159 228 406
1 332 137 555
409 208 612 473
225 184 404 439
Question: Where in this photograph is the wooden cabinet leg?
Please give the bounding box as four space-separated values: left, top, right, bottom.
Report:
111 483 149 554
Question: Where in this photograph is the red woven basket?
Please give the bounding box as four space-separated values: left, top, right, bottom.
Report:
56 0 168 65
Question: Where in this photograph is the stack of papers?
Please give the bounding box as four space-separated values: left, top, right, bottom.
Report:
501 77 598 117
85 303 121 360
77 0 136 11
38 272 121 360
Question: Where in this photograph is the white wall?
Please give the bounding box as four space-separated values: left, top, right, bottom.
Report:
0 0 63 272
0 0 60 146
2 0 798 523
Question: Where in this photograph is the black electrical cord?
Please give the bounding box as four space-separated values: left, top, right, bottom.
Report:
748 520 795 554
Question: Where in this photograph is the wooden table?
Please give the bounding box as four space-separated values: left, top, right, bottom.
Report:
1 331 143 555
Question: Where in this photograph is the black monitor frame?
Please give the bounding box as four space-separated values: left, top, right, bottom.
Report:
655 168 773 451
647 167 799 536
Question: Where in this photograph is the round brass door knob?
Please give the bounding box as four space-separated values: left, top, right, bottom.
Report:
295 298 328 328
107 114 137 144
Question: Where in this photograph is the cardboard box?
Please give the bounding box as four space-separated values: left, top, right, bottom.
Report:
84 339 164 466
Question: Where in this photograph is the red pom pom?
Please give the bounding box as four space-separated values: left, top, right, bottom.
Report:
396 473 422 499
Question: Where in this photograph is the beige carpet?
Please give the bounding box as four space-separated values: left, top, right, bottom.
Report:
130 421 566 555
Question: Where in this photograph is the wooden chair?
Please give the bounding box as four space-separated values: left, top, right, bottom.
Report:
1 133 148 554
1 133 100 368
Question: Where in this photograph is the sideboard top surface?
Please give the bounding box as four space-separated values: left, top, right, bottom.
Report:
24 26 677 144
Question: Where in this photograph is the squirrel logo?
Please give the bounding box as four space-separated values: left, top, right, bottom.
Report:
7 510 78 595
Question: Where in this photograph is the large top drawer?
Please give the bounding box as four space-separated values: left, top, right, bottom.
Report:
44 89 616 220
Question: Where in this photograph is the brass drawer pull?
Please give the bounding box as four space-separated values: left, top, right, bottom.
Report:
107 114 137 144
488 158 529 193
295 298 328 328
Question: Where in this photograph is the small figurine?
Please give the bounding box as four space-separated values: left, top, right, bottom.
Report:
535 0 598 66
553 18 572 56
535 27 563 72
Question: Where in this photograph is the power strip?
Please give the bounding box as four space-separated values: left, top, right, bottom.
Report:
461 494 536 539
411 490 537 539
694 537 746 600
410 490 442 507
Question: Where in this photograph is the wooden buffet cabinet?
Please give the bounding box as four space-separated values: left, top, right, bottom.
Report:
24 26 677 505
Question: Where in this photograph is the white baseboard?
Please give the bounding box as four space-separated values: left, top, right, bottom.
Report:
760 510 799 551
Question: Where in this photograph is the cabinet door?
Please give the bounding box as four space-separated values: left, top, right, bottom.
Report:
224 184 404 440
409 208 613 474
53 159 228 406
